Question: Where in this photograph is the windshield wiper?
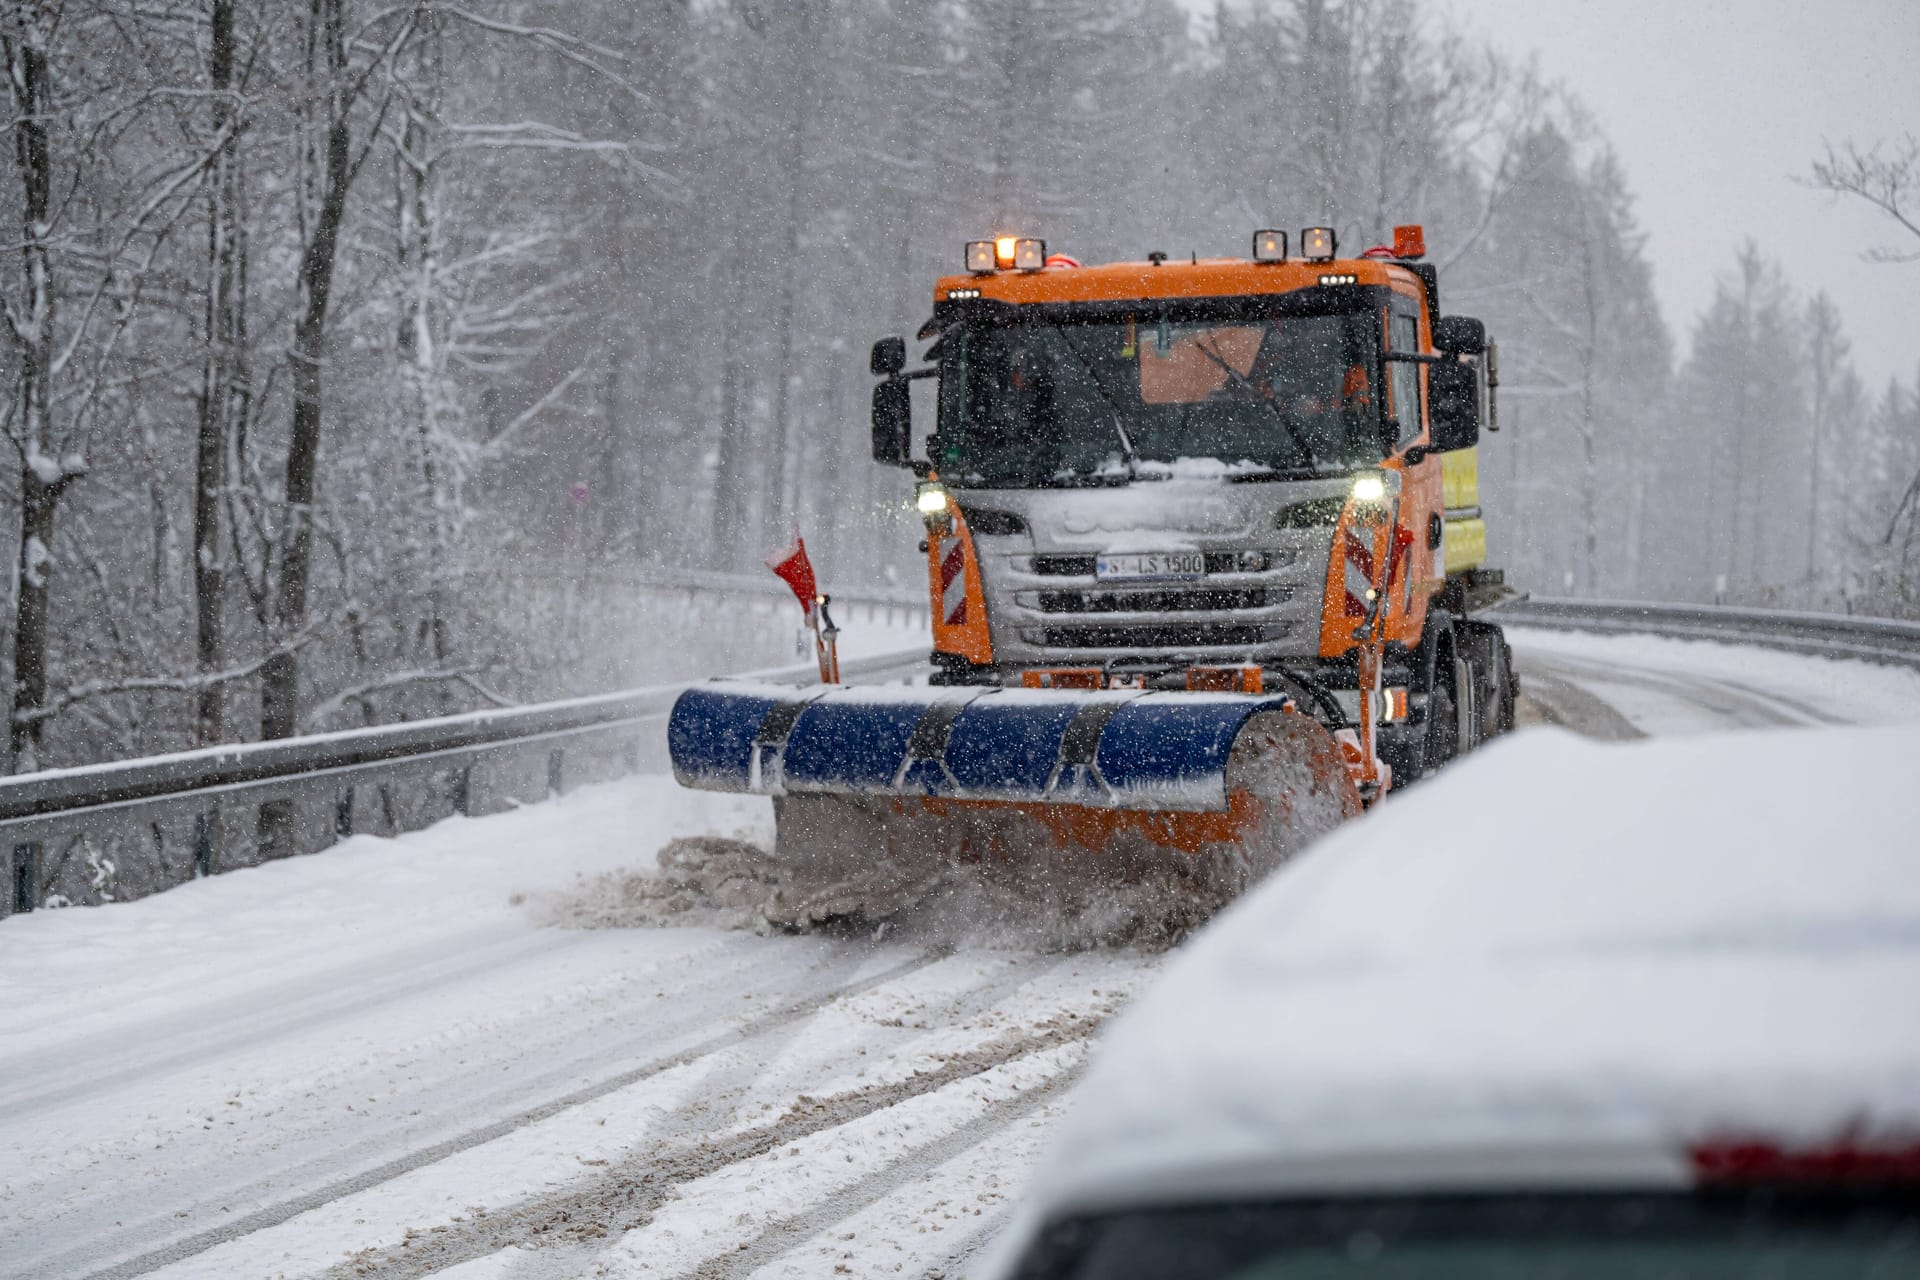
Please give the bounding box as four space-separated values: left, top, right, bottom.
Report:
1222 466 1322 483
1048 321 1140 481
1190 337 1331 477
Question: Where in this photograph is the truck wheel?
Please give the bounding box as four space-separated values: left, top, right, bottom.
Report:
1494 638 1516 734
1422 676 1459 777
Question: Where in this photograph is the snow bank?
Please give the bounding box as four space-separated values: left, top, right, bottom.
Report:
985 721 1920 1265
0 776 769 1057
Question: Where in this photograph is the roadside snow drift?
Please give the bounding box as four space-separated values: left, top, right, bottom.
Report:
989 721 1920 1256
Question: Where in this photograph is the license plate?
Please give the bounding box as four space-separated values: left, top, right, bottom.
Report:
1095 551 1206 581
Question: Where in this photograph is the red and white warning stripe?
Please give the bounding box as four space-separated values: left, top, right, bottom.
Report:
1389 525 1415 612
939 537 968 626
1342 527 1374 618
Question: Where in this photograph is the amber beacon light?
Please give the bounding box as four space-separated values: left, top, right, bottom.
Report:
966 236 1048 273
1252 229 1288 262
1301 226 1337 261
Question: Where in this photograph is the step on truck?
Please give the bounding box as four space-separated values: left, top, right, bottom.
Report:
668 225 1514 892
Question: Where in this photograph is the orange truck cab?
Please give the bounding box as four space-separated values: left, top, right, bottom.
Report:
869 227 1514 785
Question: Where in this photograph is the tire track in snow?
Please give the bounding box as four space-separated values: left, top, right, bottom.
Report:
1513 665 1646 740
733 1089 1073 1280
695 1072 1069 1279
1521 650 1842 731
14 932 852 1277
326 1030 1092 1280
428 956 1080 1280
291 961 1119 1280
636 953 1070 1158
73 947 950 1280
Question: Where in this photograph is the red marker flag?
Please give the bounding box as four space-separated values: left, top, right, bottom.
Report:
766 533 818 616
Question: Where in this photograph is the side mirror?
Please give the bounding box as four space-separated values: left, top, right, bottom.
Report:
1375 416 1400 459
870 378 911 467
1433 315 1486 356
870 336 907 376
1428 358 1481 452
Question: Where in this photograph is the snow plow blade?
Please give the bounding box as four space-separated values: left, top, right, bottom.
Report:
667 683 1361 884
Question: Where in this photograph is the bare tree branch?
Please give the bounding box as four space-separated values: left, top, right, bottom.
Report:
1803 135 1920 263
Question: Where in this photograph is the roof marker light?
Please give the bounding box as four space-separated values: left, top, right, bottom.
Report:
965 241 996 273
1012 237 1046 271
1253 229 1288 262
994 236 1018 268
1393 224 1427 259
1302 226 1337 261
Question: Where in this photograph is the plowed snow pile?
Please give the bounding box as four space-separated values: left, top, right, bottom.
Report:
545 833 1248 951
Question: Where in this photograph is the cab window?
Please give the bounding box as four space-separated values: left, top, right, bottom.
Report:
1388 309 1422 448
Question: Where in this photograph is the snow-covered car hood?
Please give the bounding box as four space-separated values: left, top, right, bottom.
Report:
978 721 1920 1275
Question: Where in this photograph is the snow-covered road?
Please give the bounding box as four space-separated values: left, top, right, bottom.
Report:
1509 625 1920 737
0 771 1151 1280
5 628 1920 1280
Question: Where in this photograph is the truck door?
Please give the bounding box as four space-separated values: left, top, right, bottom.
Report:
1387 298 1442 640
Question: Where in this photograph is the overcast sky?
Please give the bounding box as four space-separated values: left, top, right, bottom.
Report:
1440 0 1919 387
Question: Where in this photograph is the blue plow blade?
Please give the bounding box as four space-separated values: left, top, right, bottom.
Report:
667 682 1300 813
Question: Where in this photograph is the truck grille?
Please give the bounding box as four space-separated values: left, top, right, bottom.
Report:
1035 586 1287 614
1029 622 1289 649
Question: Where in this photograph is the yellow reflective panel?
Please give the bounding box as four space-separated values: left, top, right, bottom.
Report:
1441 445 1479 511
1442 517 1486 575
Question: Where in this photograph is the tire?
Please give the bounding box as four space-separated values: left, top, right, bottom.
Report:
1495 638 1516 734
1422 676 1459 778
1452 619 1515 749
1385 652 1458 789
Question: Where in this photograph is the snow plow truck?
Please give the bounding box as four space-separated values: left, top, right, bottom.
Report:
668 225 1513 894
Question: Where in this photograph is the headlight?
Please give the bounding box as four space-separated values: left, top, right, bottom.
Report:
1351 474 1386 504
916 485 950 515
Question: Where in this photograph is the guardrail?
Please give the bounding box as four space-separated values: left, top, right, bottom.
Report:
629 565 925 612
2 644 927 919
1487 597 1920 671
12 587 1912 919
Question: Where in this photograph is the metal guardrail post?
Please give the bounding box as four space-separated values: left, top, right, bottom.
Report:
623 738 640 775
12 842 39 913
335 788 354 842
450 766 471 818
257 800 293 862
193 811 216 877
547 749 565 798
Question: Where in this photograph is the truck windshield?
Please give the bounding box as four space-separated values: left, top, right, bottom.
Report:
935 303 1383 487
